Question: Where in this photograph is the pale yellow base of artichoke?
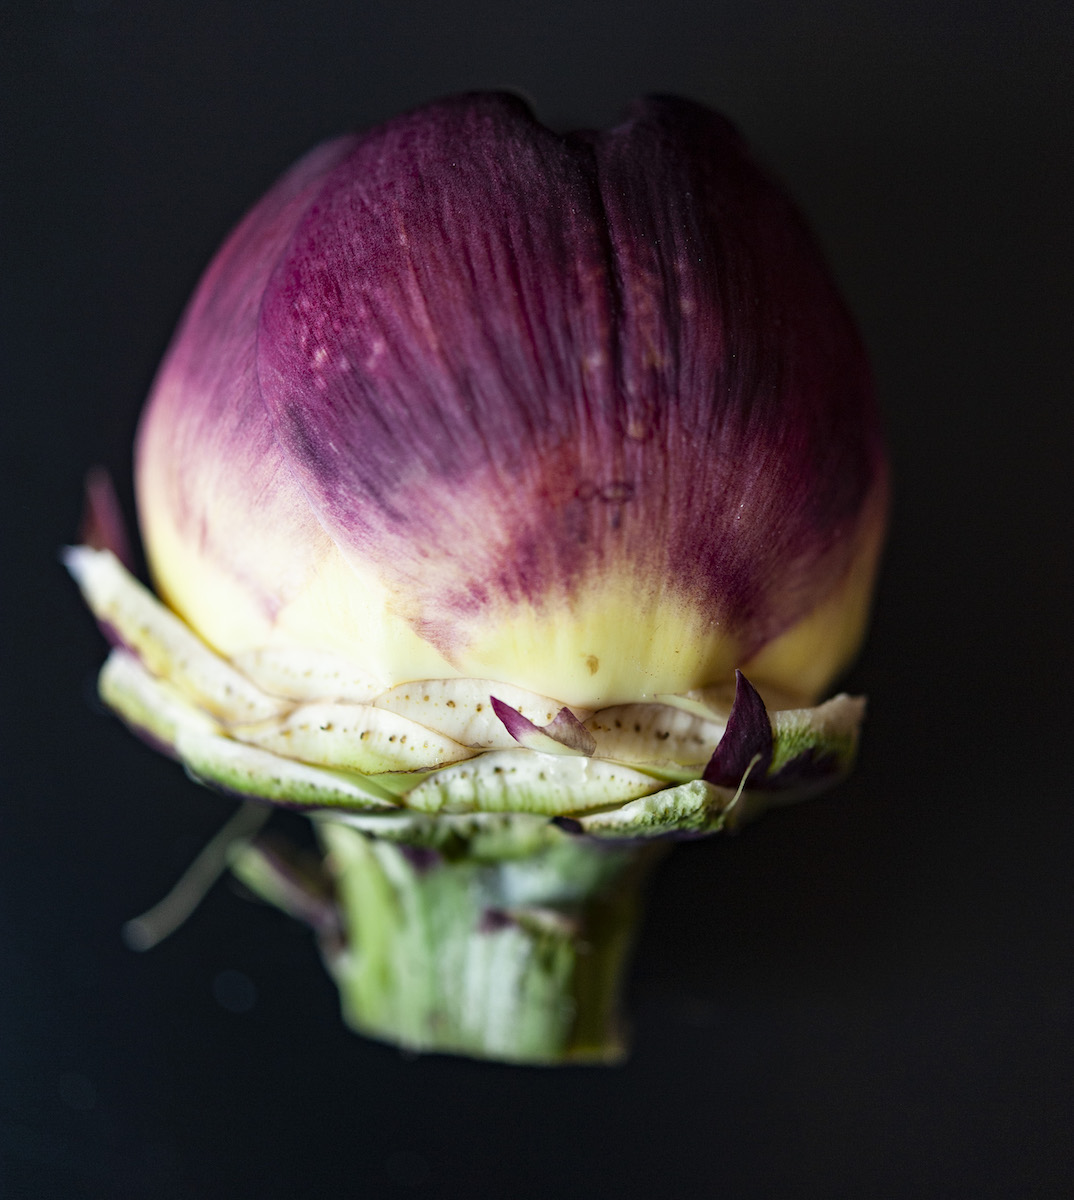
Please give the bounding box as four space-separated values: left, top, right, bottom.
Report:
138 485 886 711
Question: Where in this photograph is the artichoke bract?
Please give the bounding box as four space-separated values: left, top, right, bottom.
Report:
69 93 888 1064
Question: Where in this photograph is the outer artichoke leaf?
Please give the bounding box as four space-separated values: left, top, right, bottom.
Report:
700 674 865 797
65 546 288 724
707 696 867 827
767 694 865 786
490 697 597 756
98 648 221 758
174 728 399 812
404 749 661 816
231 646 384 704
373 678 592 749
585 702 726 773
568 778 735 839
229 702 473 775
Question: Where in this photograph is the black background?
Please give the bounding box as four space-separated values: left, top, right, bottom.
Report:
3 2 1072 1196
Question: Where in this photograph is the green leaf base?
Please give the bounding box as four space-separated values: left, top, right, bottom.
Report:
316 822 660 1064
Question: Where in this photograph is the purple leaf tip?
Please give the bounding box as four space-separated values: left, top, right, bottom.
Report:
702 670 773 789
80 467 135 572
491 697 596 756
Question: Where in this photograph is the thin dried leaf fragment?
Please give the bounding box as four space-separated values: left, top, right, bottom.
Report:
491 697 597 756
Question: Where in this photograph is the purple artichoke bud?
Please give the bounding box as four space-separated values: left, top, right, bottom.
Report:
136 93 887 712
71 93 888 1063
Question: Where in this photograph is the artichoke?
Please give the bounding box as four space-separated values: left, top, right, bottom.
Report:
68 93 887 1064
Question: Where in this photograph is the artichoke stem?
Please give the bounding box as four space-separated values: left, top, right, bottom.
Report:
315 821 662 1064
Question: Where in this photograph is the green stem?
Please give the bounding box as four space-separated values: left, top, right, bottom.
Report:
316 821 660 1064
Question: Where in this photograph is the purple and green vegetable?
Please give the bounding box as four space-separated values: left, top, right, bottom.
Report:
69 93 887 1063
